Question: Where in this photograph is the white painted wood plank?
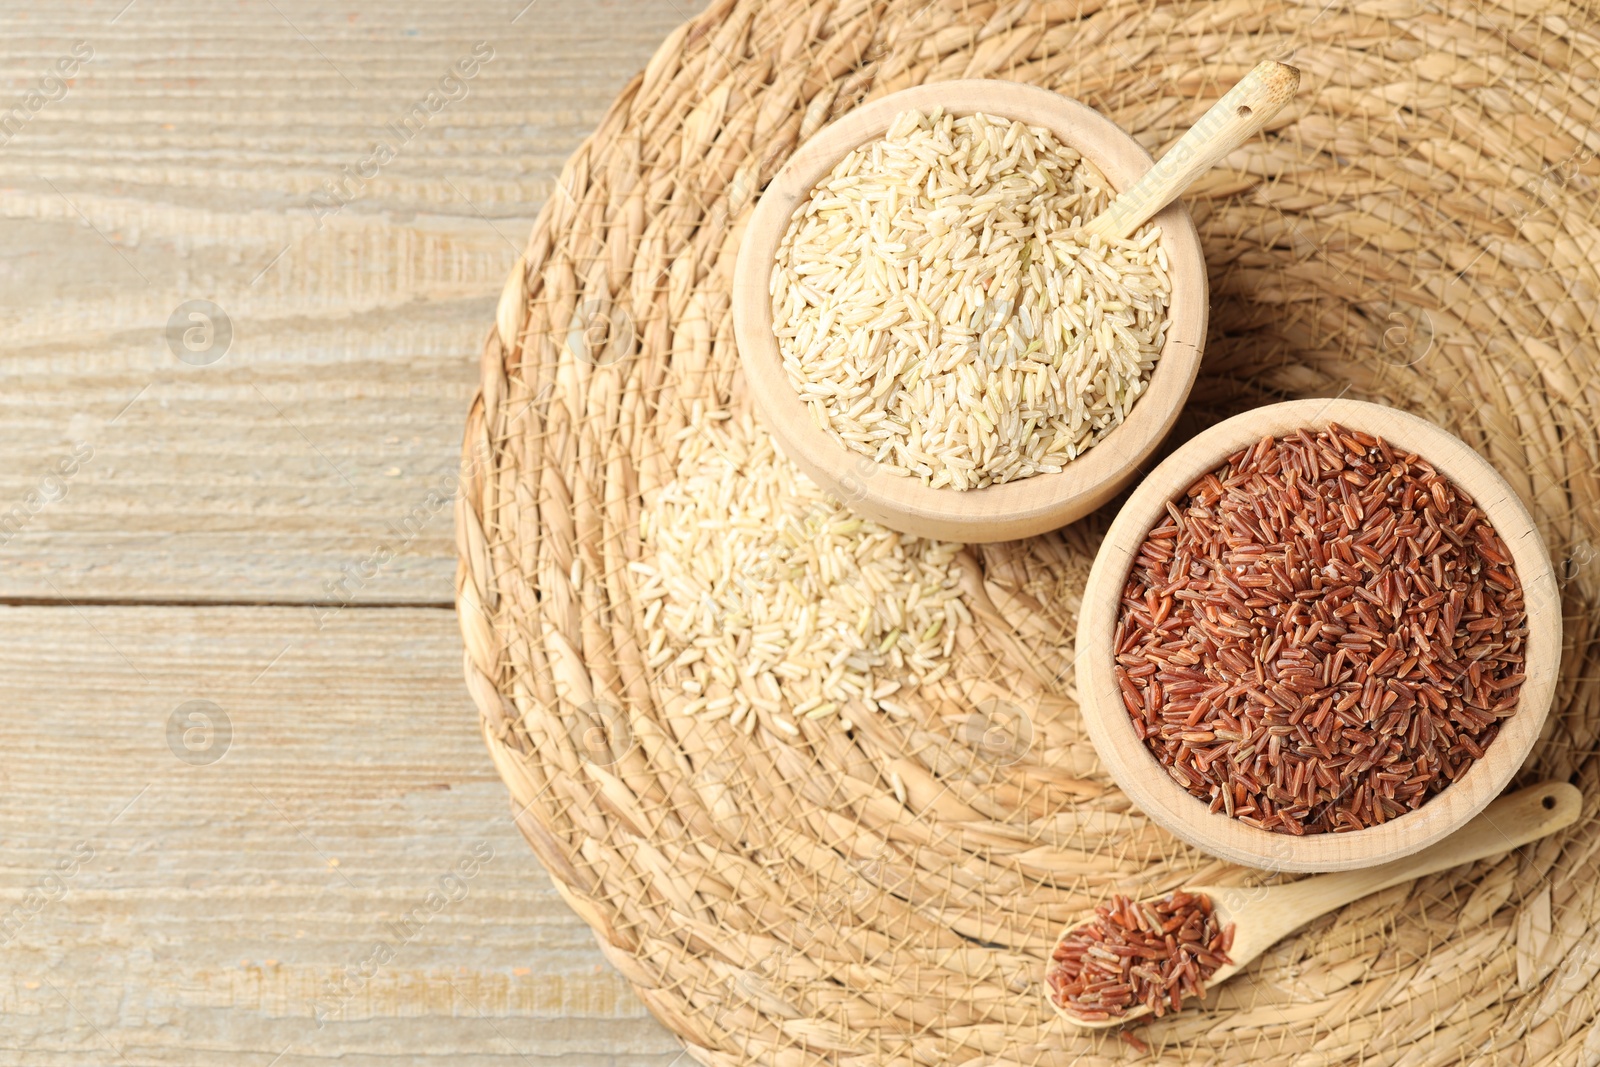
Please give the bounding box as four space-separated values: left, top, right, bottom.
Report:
0 0 701 604
0 604 682 1065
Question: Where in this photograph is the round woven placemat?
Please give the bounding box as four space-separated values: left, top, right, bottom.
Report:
455 1 1600 1061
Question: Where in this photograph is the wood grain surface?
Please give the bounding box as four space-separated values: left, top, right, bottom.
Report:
0 606 681 1065
0 0 700 604
0 1 700 1062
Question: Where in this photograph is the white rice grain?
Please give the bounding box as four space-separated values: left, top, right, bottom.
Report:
641 411 966 733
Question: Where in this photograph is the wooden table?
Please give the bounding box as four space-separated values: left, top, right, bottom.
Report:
0 3 699 1062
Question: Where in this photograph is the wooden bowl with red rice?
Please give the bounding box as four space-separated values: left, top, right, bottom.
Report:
1076 398 1561 871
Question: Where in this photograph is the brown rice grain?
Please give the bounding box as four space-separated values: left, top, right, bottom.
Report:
771 108 1171 491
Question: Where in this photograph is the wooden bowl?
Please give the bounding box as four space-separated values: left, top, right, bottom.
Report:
1075 398 1562 872
731 80 1208 544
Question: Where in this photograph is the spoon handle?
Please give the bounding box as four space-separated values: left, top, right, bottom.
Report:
1265 782 1582 923
1084 60 1300 241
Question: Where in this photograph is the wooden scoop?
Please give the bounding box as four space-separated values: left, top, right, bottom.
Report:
1050 781 1583 1029
1084 60 1300 241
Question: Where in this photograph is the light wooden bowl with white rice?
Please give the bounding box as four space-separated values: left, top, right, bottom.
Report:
733 79 1209 543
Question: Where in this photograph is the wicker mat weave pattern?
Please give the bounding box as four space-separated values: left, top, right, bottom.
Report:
455 1 1600 1061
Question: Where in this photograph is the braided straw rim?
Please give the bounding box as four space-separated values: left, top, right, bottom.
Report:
457 1 1600 1062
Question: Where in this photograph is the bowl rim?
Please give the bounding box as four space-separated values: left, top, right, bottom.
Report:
1075 397 1563 872
731 78 1209 543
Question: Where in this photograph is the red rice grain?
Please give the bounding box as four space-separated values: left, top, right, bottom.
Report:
1047 890 1234 1019
1115 425 1528 834
1120 1030 1151 1054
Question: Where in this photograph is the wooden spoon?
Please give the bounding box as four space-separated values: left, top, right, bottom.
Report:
1084 60 1300 241
1049 781 1583 1029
